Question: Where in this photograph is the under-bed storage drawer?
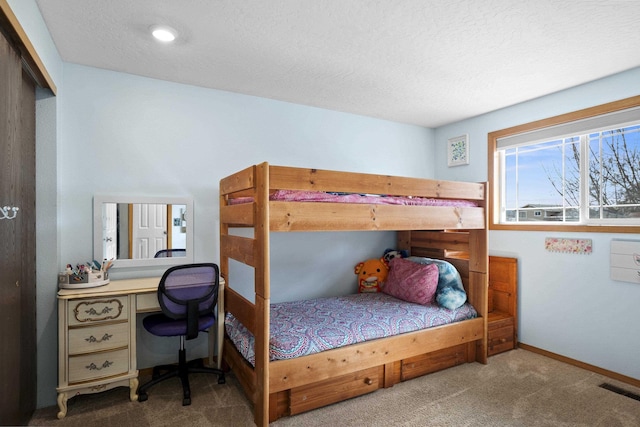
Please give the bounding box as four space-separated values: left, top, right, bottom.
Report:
401 343 470 381
289 366 383 415
488 314 515 356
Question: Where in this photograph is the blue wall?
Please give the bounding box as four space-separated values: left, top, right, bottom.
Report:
435 67 640 382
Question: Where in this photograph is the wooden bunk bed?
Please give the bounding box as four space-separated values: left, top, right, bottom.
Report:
219 162 488 426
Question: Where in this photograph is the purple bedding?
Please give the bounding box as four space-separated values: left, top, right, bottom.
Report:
225 292 477 366
229 189 478 207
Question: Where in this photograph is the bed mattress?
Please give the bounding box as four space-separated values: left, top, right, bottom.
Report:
225 292 477 366
229 189 478 207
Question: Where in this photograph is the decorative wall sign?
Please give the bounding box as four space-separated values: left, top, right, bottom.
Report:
544 237 592 254
447 134 469 166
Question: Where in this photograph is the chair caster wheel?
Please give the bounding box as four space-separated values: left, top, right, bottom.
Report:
182 397 191 406
138 392 148 402
218 376 226 384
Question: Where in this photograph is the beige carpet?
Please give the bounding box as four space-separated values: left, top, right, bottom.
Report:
30 349 639 426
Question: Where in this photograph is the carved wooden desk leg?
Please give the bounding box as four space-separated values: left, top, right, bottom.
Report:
56 392 68 419
129 377 139 401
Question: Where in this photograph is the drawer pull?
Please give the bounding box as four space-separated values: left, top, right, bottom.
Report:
86 307 112 316
90 384 107 392
85 333 113 344
86 360 114 371
364 378 373 385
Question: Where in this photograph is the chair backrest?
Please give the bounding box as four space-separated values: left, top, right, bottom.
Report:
154 248 187 258
158 263 219 339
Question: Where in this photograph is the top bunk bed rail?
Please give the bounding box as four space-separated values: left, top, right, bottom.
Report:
220 163 486 200
220 162 487 232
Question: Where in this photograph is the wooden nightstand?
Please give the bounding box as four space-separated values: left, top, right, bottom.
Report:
487 256 517 356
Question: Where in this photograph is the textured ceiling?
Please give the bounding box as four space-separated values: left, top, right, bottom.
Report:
35 0 640 128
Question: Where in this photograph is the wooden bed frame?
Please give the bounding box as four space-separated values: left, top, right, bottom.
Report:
219 162 488 426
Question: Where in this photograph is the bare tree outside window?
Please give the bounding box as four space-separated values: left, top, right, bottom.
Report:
543 125 640 220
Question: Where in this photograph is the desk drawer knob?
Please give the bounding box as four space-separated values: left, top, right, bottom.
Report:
364 378 373 385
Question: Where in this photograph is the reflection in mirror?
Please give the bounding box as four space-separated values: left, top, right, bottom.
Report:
94 195 194 269
102 203 187 260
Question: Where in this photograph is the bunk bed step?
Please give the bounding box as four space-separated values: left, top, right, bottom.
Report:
488 316 515 356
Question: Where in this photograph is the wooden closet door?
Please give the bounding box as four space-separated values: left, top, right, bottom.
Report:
0 28 37 426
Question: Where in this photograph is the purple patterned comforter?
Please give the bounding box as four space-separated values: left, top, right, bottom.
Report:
229 189 478 207
225 292 477 366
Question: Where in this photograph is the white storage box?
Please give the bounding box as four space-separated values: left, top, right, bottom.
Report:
610 239 640 284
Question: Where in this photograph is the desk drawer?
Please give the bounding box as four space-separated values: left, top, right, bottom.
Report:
136 292 160 312
69 322 129 355
69 348 129 384
68 297 128 326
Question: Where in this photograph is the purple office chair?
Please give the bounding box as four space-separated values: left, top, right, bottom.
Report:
154 248 187 258
137 263 225 405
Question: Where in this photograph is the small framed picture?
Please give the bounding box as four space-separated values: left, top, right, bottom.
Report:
447 134 469 167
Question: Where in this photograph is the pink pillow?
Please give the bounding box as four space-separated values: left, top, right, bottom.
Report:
383 258 439 305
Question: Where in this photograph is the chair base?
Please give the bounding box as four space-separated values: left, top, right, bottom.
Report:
137 346 225 406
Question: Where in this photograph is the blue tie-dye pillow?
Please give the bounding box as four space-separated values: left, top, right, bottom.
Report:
406 257 467 310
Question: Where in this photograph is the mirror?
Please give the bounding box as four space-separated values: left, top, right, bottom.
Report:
93 195 194 269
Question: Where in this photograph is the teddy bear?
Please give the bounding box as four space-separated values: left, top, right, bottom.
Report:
354 257 389 293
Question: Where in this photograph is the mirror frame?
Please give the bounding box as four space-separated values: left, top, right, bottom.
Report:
93 194 194 269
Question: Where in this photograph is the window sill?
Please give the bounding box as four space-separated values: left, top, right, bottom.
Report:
490 223 640 233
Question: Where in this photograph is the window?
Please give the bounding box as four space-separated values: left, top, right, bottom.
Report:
489 96 640 233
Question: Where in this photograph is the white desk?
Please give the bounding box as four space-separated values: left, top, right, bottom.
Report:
56 277 224 419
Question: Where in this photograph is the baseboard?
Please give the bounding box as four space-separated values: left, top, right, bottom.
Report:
518 343 640 389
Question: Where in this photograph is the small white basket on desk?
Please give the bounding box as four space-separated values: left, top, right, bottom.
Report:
58 271 110 289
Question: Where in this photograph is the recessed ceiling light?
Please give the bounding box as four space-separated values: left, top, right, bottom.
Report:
150 25 177 42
